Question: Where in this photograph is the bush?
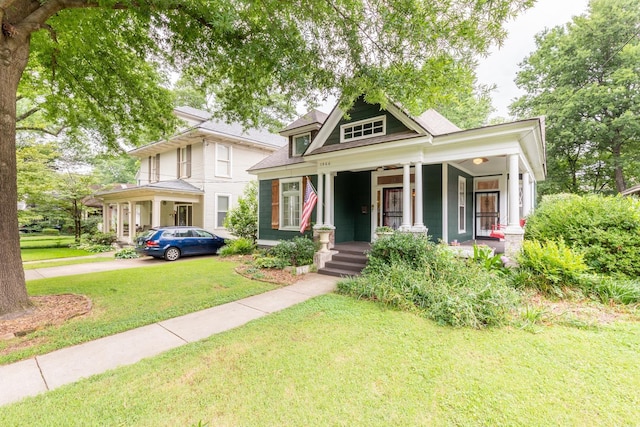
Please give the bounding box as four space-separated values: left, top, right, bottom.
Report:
71 243 113 253
114 248 139 259
338 233 518 328
579 274 640 305
220 238 256 256
41 228 60 235
85 232 117 246
224 181 258 242
253 256 289 269
270 237 316 266
525 194 640 277
516 239 589 297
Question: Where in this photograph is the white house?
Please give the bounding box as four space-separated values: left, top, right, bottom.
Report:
98 106 285 242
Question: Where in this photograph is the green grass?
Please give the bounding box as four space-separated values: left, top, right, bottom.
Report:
19 235 75 249
1 296 638 425
22 257 113 270
0 258 276 364
21 247 94 262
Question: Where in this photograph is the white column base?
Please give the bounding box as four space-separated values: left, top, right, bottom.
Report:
504 227 525 259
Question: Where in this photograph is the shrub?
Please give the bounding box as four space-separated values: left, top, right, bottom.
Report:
580 274 640 305
85 232 117 246
338 234 518 328
270 237 316 266
41 228 60 236
253 256 289 269
220 238 256 256
472 245 508 275
525 194 640 277
224 181 258 242
114 248 139 259
517 239 589 297
71 243 113 253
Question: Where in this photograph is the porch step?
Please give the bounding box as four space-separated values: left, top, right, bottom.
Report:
318 242 369 278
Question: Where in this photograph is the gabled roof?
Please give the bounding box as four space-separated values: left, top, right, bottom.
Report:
248 145 306 171
280 109 328 134
129 106 285 157
413 109 461 136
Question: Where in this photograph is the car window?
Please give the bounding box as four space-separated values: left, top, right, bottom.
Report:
161 230 175 238
193 229 213 238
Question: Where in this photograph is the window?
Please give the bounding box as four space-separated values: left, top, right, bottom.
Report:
280 178 301 229
216 195 230 228
216 143 232 177
149 154 160 183
178 145 191 178
292 133 311 156
458 176 466 233
340 115 386 143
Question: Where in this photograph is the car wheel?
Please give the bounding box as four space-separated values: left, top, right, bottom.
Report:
164 247 181 261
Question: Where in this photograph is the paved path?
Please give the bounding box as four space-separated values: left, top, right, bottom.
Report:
2 258 339 407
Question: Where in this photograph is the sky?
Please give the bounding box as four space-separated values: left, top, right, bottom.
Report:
476 0 590 118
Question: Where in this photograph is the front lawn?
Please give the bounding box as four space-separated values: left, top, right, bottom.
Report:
1 295 638 425
19 235 75 249
22 257 113 270
0 258 276 365
21 247 95 262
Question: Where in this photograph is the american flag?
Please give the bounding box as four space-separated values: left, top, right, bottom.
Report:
299 177 318 233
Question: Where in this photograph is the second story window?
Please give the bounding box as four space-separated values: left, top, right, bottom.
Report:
216 143 231 178
292 133 311 156
149 153 160 183
178 145 192 178
340 115 386 143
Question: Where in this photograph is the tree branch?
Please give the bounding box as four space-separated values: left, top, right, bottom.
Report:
16 126 65 136
16 106 40 122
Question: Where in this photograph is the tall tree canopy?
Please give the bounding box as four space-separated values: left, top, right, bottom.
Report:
511 0 640 195
1 0 532 316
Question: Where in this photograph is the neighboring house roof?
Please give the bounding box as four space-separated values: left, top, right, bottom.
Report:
129 106 286 157
621 184 640 196
280 109 328 133
413 109 461 135
96 179 204 198
248 145 306 171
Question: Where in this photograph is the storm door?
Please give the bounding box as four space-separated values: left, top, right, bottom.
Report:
475 192 499 238
175 204 193 226
382 188 403 230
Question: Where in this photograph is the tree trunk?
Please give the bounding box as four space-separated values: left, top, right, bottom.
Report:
0 25 33 316
612 142 626 193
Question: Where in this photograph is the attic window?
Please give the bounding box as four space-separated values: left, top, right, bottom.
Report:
340 115 386 143
293 133 310 157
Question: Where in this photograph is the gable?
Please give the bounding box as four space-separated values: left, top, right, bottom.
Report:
323 97 417 147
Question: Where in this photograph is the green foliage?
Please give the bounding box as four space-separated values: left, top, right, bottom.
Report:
253 256 289 270
85 232 117 246
220 238 255 256
511 0 640 194
517 239 589 297
525 194 640 277
472 245 508 274
71 244 113 254
589 276 640 305
114 248 139 259
223 181 258 243
41 228 60 236
270 237 316 267
339 233 518 328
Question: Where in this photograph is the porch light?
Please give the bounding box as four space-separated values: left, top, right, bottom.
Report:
473 157 489 165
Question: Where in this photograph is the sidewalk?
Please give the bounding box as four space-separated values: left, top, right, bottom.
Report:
3 261 339 406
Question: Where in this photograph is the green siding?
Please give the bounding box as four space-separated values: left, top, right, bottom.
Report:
447 166 474 242
325 97 415 146
422 164 443 241
258 177 317 242
334 171 371 243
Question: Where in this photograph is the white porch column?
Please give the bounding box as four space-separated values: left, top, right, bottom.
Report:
316 173 324 226
116 203 123 240
505 153 524 258
151 199 161 227
413 162 425 230
128 201 135 242
401 163 411 230
508 154 520 227
324 173 333 226
102 203 109 233
522 172 532 218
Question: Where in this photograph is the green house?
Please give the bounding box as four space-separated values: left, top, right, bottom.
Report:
248 97 545 257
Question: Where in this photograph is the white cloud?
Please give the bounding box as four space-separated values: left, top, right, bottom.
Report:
477 0 590 118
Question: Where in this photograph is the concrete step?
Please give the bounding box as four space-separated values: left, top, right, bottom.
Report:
317 267 361 278
324 260 365 272
332 253 367 265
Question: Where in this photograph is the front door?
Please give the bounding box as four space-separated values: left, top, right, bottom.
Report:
475 192 499 238
175 204 193 226
382 187 403 230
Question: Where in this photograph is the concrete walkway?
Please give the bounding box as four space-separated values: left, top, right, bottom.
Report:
2 259 339 406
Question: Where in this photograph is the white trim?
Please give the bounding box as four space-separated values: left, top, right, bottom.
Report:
215 143 232 178
215 193 231 228
257 239 281 247
292 132 311 157
279 177 303 231
340 115 386 143
458 176 466 234
442 163 448 242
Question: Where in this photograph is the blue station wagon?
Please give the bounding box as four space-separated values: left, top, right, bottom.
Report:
135 226 226 261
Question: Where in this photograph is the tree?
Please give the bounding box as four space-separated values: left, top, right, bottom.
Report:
511 0 640 195
224 181 258 243
0 0 532 316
